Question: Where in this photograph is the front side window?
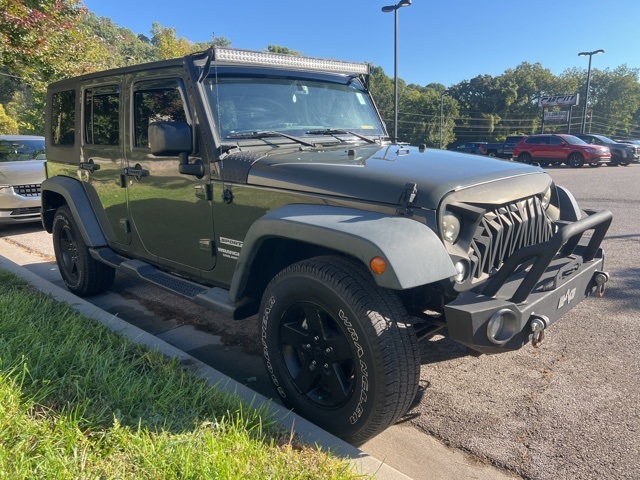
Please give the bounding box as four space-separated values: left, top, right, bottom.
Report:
50 90 76 145
204 75 385 140
84 85 120 146
133 80 188 148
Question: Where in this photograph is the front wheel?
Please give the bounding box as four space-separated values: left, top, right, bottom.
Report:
259 256 420 444
52 206 115 296
567 152 585 168
518 152 532 164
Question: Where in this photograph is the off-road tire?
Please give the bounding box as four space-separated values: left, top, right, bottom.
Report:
568 152 585 168
259 255 420 444
52 206 115 296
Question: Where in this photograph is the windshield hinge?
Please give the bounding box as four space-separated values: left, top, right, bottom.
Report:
397 182 417 217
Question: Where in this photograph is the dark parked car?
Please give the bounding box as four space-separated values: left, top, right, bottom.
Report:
513 134 611 168
0 135 46 224
454 142 487 155
575 134 639 166
484 135 527 158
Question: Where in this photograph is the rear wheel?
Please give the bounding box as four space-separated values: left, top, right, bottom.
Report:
259 256 420 444
518 152 532 164
52 206 115 296
567 152 584 168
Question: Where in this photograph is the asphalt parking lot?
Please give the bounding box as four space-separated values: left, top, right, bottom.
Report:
1 163 638 479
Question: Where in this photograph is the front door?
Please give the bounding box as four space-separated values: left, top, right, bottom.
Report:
124 74 216 273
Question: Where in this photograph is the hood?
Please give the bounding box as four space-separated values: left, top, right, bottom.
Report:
0 160 46 186
246 144 546 209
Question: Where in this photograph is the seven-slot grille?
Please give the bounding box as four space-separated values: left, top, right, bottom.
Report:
469 196 554 280
13 184 41 196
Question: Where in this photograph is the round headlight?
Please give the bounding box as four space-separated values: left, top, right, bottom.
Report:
541 186 552 210
441 210 461 244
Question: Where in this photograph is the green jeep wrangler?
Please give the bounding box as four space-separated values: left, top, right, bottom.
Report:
42 47 612 443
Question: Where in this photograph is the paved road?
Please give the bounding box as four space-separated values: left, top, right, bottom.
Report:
1 163 638 479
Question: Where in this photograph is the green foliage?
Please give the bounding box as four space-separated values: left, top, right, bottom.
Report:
0 269 361 479
267 45 302 56
0 103 18 134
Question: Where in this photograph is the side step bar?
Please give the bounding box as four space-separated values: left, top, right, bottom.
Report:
89 247 258 320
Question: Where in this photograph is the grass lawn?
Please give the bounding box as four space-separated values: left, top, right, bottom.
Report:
0 269 363 479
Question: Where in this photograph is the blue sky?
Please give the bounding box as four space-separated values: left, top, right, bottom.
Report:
83 0 640 87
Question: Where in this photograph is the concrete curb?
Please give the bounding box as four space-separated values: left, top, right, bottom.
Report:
0 254 410 479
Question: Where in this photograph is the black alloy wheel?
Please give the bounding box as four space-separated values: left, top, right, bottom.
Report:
259 256 420 444
52 206 115 296
518 152 532 164
567 152 585 168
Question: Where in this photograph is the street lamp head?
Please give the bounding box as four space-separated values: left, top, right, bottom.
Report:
578 49 605 57
381 0 411 12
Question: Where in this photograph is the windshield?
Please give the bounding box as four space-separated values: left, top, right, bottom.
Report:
203 75 385 142
0 138 46 162
564 135 588 145
591 134 616 144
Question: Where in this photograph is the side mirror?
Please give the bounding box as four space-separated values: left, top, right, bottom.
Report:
148 121 192 156
560 141 567 146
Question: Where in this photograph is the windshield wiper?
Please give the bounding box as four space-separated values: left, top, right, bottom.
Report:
226 131 316 147
306 129 377 144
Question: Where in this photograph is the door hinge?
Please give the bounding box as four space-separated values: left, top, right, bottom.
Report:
119 219 130 233
195 184 213 201
199 239 216 255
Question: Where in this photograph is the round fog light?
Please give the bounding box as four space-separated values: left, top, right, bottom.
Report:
487 308 518 345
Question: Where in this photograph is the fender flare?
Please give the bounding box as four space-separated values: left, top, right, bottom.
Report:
557 185 581 222
41 176 108 247
229 204 456 301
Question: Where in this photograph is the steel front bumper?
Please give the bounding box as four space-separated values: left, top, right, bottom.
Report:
444 210 612 354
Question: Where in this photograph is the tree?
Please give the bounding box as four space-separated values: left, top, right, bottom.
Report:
151 23 195 60
0 103 19 134
267 45 301 55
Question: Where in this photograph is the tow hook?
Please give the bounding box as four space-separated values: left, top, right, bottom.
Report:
593 271 609 298
530 315 548 348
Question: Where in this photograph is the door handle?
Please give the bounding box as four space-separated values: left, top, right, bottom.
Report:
123 163 149 181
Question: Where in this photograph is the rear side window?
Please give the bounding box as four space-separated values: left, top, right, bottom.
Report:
133 79 188 148
50 90 76 145
525 136 546 145
84 85 120 146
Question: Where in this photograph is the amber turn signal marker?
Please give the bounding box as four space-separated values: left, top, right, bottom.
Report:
370 257 387 274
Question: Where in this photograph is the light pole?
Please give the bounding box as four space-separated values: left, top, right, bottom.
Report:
578 49 604 134
382 0 412 143
439 91 447 149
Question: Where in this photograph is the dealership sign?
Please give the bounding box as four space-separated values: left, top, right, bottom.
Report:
538 94 579 107
544 111 569 121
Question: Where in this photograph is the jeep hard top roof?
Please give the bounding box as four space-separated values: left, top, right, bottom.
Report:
48 47 371 88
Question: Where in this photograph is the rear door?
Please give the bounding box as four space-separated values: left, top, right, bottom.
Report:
80 78 130 245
